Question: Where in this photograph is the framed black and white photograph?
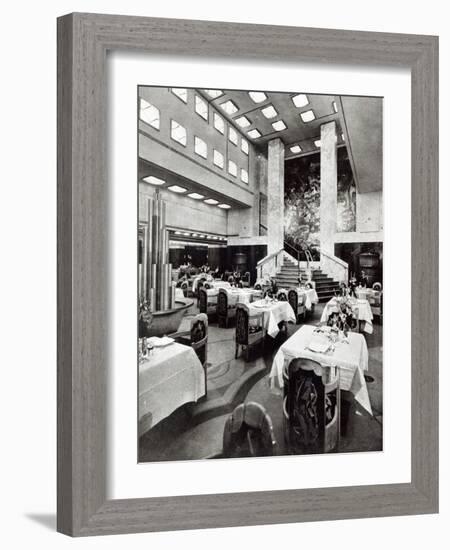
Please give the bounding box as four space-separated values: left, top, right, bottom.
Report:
57 13 438 537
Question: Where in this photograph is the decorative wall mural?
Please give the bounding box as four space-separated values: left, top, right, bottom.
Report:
284 148 356 259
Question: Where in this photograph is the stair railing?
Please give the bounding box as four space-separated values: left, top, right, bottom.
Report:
283 240 310 281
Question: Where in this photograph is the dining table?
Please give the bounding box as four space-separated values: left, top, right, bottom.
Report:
248 298 296 338
139 339 205 436
269 324 372 414
320 296 374 334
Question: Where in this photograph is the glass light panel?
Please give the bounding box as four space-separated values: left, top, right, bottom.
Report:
272 120 287 132
171 120 187 145
247 129 261 139
188 193 205 200
204 89 223 98
220 100 239 115
142 175 165 185
261 105 277 119
300 110 316 123
235 116 251 128
228 160 237 176
195 95 208 120
228 126 238 145
171 88 188 102
213 150 224 168
241 139 249 155
248 91 267 103
314 139 321 147
213 113 225 134
139 98 160 129
217 204 231 209
289 145 302 154
204 198 219 205
194 136 208 158
292 93 309 108
167 185 187 193
241 169 249 183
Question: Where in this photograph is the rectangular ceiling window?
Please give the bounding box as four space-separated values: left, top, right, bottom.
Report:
228 160 237 177
204 89 223 99
289 145 302 154
248 91 267 103
235 116 251 128
300 110 316 123
194 136 207 159
241 169 249 184
228 126 238 146
195 95 208 120
247 128 261 139
213 149 224 168
241 138 249 155
292 93 309 108
139 98 160 129
261 105 277 119
171 120 187 146
171 88 188 103
213 112 225 134
220 100 239 115
272 120 287 132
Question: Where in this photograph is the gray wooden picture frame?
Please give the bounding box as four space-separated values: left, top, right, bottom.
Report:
57 12 439 537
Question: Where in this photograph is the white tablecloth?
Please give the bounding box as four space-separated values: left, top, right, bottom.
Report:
191 275 213 293
320 297 374 334
139 342 205 436
248 299 296 338
174 288 185 301
269 325 372 414
277 287 319 310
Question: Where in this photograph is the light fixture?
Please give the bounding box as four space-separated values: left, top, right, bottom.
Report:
192 233 198 237
292 93 309 108
142 175 165 186
248 91 267 103
300 110 316 123
272 120 287 132
247 128 261 139
217 203 231 209
204 89 223 98
204 198 219 205
290 145 302 154
167 185 187 193
188 192 205 200
261 105 277 119
174 231 182 235
314 139 321 148
235 116 251 128
183 232 190 236
341 133 345 141
219 100 239 115
332 101 338 113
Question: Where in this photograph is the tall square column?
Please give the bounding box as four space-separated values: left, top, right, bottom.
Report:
267 138 285 255
320 121 337 256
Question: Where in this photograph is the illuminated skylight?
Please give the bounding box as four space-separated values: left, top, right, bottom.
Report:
217 204 231 209
248 91 267 103
195 95 208 120
261 105 277 119
241 169 249 184
229 126 238 146
204 89 223 99
332 101 338 113
228 160 237 177
194 136 207 159
139 98 160 129
220 100 239 115
272 120 287 132
171 120 187 146
300 110 316 123
289 145 302 154
188 193 205 200
167 185 187 193
247 129 261 139
241 139 249 155
142 175 165 186
213 149 224 168
314 139 321 148
204 198 219 205
213 113 225 134
171 88 188 103
292 93 309 108
235 116 251 128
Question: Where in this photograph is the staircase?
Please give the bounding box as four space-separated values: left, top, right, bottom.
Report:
274 257 340 302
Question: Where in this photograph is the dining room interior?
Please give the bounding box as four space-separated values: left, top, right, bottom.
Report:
138 85 383 462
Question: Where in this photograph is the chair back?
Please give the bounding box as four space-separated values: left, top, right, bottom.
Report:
288 289 298 312
198 288 208 314
190 313 208 365
277 289 288 301
254 283 262 291
372 282 382 292
223 402 277 458
235 304 250 345
283 358 340 454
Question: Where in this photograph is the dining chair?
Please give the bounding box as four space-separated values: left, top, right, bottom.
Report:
372 282 382 292
277 289 288 301
217 288 237 328
288 289 306 324
242 271 251 288
199 287 216 318
222 402 277 458
235 303 265 361
283 358 340 454
369 290 383 324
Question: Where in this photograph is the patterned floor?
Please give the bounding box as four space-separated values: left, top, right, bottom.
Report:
139 303 383 463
